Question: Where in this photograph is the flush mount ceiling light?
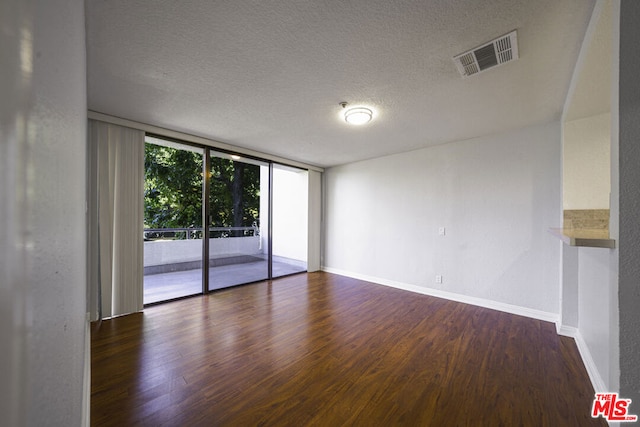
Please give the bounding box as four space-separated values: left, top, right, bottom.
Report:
340 102 373 125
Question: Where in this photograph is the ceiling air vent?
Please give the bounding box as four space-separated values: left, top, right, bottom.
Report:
453 30 519 78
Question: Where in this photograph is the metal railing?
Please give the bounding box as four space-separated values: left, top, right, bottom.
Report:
144 226 259 241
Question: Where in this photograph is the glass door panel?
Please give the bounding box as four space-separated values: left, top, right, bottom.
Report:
208 152 269 290
272 164 308 278
143 137 204 304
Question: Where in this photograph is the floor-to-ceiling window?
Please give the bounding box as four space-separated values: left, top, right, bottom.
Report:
207 151 269 290
143 137 204 304
143 136 309 304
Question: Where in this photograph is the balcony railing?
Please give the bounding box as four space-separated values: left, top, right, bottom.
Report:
144 226 259 240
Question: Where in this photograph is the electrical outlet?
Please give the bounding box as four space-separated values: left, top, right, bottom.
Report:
435 275 442 284
438 227 446 236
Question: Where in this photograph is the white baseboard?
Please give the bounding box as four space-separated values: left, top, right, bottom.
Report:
573 330 607 393
321 267 609 407
556 323 607 394
556 323 578 337
321 267 558 323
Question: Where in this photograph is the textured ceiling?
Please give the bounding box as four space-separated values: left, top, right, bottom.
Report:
564 0 611 122
86 0 596 167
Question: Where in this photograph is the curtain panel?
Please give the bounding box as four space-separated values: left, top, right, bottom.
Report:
88 120 144 319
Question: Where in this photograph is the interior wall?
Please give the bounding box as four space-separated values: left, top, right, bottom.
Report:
563 113 611 210
0 0 88 425
557 0 618 395
608 0 621 398
578 247 614 390
324 121 561 315
618 0 640 406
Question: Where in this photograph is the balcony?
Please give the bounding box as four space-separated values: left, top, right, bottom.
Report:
144 227 306 304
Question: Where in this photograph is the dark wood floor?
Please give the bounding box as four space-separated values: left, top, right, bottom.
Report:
91 272 605 426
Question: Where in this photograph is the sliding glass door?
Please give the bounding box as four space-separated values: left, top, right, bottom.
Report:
143 136 309 304
143 137 204 304
207 152 269 290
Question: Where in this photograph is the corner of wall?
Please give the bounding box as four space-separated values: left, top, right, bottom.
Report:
574 330 608 393
556 323 578 337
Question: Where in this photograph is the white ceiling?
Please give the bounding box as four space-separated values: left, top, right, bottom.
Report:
86 0 596 168
564 0 612 122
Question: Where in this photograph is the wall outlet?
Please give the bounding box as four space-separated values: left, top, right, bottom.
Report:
438 227 446 236
435 275 442 284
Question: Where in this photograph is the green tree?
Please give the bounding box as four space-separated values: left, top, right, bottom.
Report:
210 157 260 235
145 143 261 238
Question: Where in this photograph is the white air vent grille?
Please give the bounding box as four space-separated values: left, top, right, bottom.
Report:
453 30 519 78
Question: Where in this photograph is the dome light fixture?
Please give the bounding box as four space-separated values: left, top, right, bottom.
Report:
340 102 373 125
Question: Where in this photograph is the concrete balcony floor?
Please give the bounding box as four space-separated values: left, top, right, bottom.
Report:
144 258 305 304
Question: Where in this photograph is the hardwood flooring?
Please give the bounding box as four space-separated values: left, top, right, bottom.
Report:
91 272 605 426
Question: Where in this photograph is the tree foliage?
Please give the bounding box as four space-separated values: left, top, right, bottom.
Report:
209 157 261 233
144 143 261 236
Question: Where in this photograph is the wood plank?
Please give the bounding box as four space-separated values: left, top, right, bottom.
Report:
91 272 606 426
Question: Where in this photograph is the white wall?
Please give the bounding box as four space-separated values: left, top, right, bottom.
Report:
576 247 615 391
144 237 262 266
608 0 621 397
324 122 561 316
557 0 619 396
0 0 88 425
563 113 611 210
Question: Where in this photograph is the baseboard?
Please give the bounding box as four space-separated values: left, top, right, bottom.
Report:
556 323 579 337
321 267 609 406
321 267 558 323
573 330 607 393
555 324 607 393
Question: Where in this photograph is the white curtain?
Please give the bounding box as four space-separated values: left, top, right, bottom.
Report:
88 120 144 319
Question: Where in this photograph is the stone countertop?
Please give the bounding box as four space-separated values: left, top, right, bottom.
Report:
548 227 615 249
